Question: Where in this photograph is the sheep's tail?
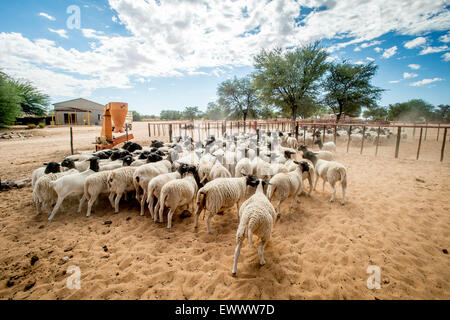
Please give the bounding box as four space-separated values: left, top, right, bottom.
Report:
196 189 207 220
338 167 347 189
236 213 252 245
159 189 168 217
248 227 253 246
266 184 276 201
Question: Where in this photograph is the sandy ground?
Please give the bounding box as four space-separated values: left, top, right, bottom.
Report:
0 122 449 300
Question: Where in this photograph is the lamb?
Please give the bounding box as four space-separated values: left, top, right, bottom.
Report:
232 178 277 276
266 161 309 217
298 145 334 161
314 139 336 152
31 162 61 187
108 166 137 213
158 164 202 229
146 171 181 220
194 174 255 233
286 134 298 149
132 153 171 215
79 170 113 217
48 157 100 222
33 168 78 215
235 158 252 177
208 161 232 181
302 151 347 205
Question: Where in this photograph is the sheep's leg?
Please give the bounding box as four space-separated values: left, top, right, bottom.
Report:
259 242 266 266
35 199 42 215
236 201 240 221
86 197 96 217
330 182 336 202
140 192 147 216
206 214 212 234
43 202 53 216
167 209 175 229
114 192 123 213
159 203 165 223
308 176 313 196
193 206 202 229
289 196 295 212
313 173 319 191
77 195 86 213
148 195 155 219
322 179 326 192
232 242 242 276
341 183 346 205
49 196 65 222
154 201 160 222
108 193 115 209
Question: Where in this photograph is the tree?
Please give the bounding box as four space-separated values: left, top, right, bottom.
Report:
363 106 388 120
433 104 449 123
13 80 50 116
260 105 278 119
0 71 22 127
217 76 260 121
323 61 384 122
132 110 142 121
252 42 329 128
204 102 227 120
160 110 182 120
182 106 202 120
387 99 435 122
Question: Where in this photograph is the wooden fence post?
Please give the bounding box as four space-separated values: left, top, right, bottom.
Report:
437 123 440 141
169 124 173 143
375 126 381 156
416 127 423 160
413 123 416 139
126 125 129 142
322 125 326 142
295 123 299 140
441 128 447 162
424 123 428 141
360 126 366 154
346 126 352 153
395 126 402 159
303 127 306 145
148 123 151 137
70 127 74 155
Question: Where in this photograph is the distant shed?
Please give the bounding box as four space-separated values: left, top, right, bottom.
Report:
52 98 105 125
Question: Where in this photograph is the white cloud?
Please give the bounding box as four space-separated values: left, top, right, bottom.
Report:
442 52 450 62
410 78 444 86
403 72 418 79
355 60 366 65
408 64 420 69
112 16 118 23
366 57 375 61
404 36 427 49
48 28 68 39
354 47 361 52
360 40 382 48
148 87 156 91
382 46 397 58
39 12 55 21
1 0 449 98
419 45 449 55
439 32 450 43
389 80 402 83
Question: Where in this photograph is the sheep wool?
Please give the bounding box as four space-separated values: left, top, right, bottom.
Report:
232 180 277 276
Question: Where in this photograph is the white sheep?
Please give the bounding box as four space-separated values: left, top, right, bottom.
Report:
209 161 232 181
146 171 181 220
194 175 253 233
232 178 277 276
314 139 336 152
302 151 347 205
266 161 309 217
108 166 137 213
298 145 333 161
31 162 62 187
48 158 100 222
79 170 113 217
235 158 252 177
158 164 200 229
33 169 78 215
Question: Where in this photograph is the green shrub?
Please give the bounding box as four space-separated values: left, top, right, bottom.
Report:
27 123 36 129
38 122 45 128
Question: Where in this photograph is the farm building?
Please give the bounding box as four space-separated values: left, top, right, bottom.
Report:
52 98 105 126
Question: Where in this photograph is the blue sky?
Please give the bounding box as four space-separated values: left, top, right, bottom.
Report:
0 0 449 116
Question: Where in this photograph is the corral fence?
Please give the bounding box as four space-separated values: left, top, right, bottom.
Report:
146 120 450 163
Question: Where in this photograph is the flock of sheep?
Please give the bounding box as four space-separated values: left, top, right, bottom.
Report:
31 127 356 275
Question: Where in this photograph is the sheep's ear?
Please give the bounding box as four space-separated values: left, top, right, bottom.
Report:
240 170 247 177
293 161 300 165
43 162 48 166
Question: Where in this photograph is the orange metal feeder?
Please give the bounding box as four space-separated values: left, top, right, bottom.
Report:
96 102 134 151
